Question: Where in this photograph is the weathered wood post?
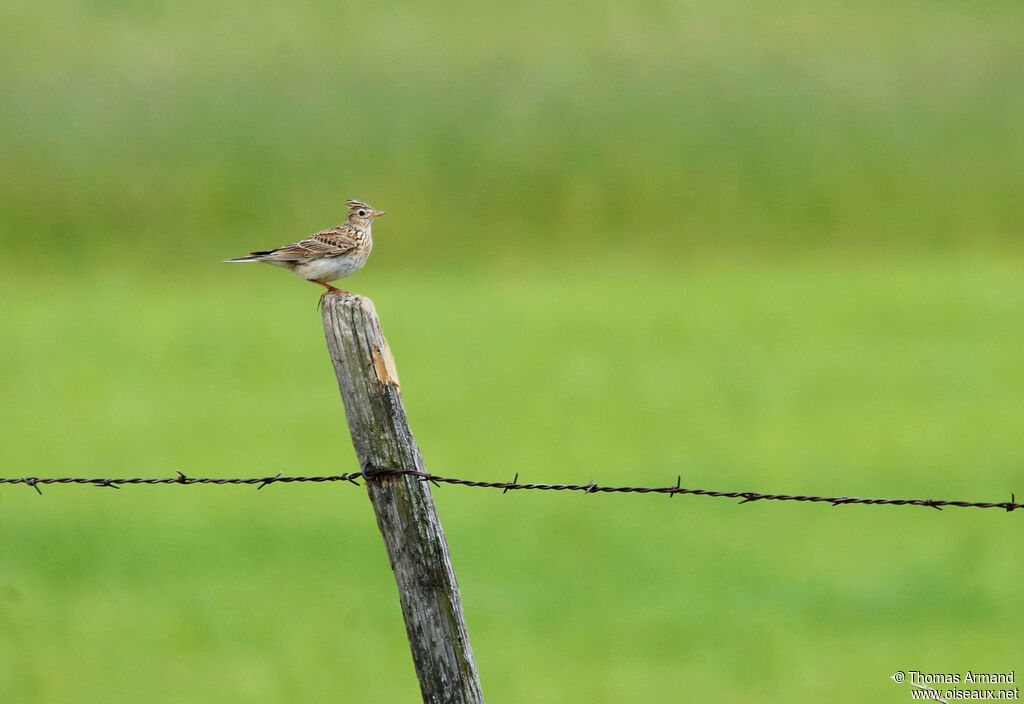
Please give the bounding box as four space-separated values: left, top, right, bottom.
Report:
320 293 484 704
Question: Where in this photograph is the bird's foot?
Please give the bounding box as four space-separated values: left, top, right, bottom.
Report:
316 282 350 310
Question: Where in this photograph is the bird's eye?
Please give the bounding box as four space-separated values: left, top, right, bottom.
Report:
358 210 367 217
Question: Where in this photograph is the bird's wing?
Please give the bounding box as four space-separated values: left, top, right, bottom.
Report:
253 226 361 262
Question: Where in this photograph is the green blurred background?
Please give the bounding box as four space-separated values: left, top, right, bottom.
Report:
1 0 1022 701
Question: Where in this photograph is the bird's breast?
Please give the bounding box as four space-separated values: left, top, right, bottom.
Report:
292 236 372 283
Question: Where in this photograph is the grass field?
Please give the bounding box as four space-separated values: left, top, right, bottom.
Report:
2 0 1022 265
2 259 1022 702
1 0 1022 701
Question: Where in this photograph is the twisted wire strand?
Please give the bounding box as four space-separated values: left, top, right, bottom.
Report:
0 470 1018 512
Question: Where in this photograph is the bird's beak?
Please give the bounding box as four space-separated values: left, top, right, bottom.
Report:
371 210 387 218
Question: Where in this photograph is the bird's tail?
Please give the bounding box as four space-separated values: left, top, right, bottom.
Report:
224 251 271 263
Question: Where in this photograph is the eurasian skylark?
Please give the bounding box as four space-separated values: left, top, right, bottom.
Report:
225 199 385 299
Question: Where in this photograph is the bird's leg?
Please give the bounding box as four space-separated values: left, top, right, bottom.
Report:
314 281 349 309
315 281 346 294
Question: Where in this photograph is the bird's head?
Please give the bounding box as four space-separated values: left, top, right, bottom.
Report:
346 200 386 229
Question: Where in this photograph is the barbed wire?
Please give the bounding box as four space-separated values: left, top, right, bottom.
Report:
0 469 1019 512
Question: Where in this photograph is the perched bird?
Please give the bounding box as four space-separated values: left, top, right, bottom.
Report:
225 199 385 300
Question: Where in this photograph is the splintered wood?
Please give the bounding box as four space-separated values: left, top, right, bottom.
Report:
321 293 483 704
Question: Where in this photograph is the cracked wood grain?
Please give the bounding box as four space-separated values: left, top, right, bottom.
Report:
321 293 484 704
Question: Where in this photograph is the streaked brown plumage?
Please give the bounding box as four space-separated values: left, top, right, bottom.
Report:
225 200 385 299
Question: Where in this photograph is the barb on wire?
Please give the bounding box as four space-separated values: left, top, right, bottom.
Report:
0 471 1020 513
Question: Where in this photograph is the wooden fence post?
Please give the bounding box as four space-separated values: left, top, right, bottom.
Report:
320 293 485 704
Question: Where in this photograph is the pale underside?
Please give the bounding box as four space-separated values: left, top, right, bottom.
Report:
264 247 372 283
233 224 373 283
